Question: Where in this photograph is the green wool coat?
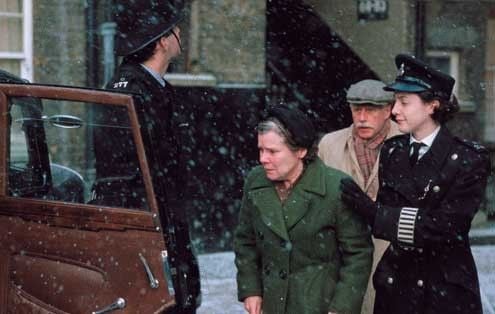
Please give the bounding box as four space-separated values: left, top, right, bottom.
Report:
234 158 373 314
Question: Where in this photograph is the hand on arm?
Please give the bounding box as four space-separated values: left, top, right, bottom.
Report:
339 178 377 226
244 296 262 314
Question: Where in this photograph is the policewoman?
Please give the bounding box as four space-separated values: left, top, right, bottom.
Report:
234 105 373 314
340 54 491 314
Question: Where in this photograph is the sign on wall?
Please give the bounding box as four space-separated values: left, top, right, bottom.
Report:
357 0 388 21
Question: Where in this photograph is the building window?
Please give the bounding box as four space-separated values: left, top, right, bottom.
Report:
425 50 459 96
0 0 32 80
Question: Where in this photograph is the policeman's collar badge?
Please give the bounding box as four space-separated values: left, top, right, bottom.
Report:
398 63 405 76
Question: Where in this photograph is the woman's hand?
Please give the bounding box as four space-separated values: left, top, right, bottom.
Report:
244 296 262 314
340 177 377 226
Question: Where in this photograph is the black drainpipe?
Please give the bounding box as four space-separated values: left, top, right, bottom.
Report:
414 0 426 59
85 0 98 88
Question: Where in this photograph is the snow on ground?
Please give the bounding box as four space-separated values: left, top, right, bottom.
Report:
198 247 495 314
198 252 244 314
473 246 495 314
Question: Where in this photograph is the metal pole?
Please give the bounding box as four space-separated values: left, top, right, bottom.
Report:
100 22 117 86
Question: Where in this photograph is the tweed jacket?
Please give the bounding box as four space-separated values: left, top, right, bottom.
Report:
318 122 401 201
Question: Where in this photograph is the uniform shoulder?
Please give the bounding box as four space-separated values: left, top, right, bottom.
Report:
380 133 408 158
382 133 408 148
453 137 489 154
105 64 148 94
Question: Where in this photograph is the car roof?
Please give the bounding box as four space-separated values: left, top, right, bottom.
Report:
0 69 29 84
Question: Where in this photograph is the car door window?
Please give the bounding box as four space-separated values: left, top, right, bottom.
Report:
0 85 175 313
8 96 150 210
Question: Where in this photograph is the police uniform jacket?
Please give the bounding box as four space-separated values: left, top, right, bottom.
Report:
372 127 490 314
101 61 183 202
97 61 200 312
234 158 373 314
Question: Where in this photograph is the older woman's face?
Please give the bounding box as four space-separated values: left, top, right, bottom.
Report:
258 130 307 183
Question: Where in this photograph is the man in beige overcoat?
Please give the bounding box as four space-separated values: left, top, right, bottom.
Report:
318 79 401 314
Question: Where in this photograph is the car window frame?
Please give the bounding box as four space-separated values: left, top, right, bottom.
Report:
0 83 162 232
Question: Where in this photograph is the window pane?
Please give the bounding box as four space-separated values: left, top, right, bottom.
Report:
0 60 20 75
8 96 149 211
0 0 22 13
0 16 23 52
9 104 29 167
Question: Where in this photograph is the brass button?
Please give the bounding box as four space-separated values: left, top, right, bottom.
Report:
387 277 394 284
417 279 424 287
451 153 458 160
433 186 440 193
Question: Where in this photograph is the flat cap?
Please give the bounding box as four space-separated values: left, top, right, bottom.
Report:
384 54 455 100
346 79 394 106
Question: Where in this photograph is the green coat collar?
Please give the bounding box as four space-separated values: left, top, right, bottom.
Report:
248 159 328 240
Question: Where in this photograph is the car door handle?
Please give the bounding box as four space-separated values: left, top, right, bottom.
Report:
92 297 126 314
139 252 159 289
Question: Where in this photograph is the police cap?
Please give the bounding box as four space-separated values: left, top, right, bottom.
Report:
114 0 183 56
384 54 455 100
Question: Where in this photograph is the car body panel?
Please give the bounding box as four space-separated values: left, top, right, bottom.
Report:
0 83 175 313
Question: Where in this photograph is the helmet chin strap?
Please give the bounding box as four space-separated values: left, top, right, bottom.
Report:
171 29 182 52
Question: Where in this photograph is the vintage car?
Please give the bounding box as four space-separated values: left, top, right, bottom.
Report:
0 70 200 313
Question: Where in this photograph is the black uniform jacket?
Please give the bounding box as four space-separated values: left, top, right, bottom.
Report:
97 61 183 204
372 127 490 314
95 62 200 312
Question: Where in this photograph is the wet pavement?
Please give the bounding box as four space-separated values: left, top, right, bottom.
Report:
198 243 495 314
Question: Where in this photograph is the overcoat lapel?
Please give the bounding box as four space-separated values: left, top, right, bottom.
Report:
249 180 290 241
283 161 326 230
412 127 455 205
248 160 327 239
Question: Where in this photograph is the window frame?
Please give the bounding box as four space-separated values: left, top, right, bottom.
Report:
425 50 460 96
0 0 33 81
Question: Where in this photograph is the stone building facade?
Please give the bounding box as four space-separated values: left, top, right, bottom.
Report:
2 0 493 250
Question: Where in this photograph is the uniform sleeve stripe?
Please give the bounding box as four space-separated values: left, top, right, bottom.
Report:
397 207 419 244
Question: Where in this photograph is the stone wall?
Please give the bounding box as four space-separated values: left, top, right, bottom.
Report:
190 0 266 85
33 0 87 86
304 0 415 82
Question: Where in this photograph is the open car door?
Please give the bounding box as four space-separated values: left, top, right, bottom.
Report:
0 84 175 313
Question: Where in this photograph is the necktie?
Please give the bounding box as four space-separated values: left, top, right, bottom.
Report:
409 142 425 166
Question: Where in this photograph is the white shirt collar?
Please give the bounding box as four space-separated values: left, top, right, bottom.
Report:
409 125 441 148
409 126 441 160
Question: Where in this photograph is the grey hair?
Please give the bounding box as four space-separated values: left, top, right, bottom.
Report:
257 118 318 164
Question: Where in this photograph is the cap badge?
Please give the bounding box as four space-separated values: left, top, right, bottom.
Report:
398 63 405 76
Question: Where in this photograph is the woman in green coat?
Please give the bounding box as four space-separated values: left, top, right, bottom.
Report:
234 105 373 314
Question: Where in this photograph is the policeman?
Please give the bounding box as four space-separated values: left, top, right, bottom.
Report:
96 1 200 313
340 54 491 314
